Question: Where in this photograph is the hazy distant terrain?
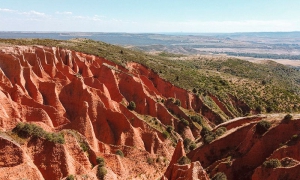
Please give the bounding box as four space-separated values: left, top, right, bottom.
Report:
1 31 300 64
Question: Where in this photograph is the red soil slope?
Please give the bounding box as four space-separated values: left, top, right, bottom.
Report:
0 46 216 180
1 46 299 180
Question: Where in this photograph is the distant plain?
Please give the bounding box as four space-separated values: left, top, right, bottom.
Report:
1 31 300 67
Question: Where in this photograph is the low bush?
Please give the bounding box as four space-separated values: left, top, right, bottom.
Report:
166 125 173 133
189 142 196 150
191 116 202 125
66 175 75 180
116 149 124 157
215 127 227 136
96 157 105 167
97 166 107 180
204 134 216 144
174 99 181 106
284 114 293 121
127 101 136 110
256 120 271 135
162 131 170 139
263 159 281 168
80 141 89 152
177 156 191 165
192 88 198 93
212 172 227 180
200 127 211 137
13 122 65 144
180 118 189 126
183 138 192 150
147 157 154 165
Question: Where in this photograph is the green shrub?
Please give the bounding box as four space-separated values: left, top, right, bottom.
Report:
266 106 273 113
116 149 124 157
212 172 227 180
147 157 154 165
97 166 107 180
192 88 198 94
263 159 281 168
180 118 189 126
162 131 170 139
96 157 105 167
256 120 271 135
255 106 263 113
204 134 216 144
284 114 293 121
291 134 299 141
183 138 192 150
189 142 196 150
127 101 136 110
191 116 202 125
215 127 227 136
96 156 107 179
13 123 65 144
177 156 191 165
80 141 89 152
174 99 181 106
166 125 173 133
200 127 211 137
66 175 75 180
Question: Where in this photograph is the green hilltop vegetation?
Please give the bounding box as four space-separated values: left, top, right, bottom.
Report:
1 38 300 116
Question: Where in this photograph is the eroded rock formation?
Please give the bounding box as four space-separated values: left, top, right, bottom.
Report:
0 46 299 180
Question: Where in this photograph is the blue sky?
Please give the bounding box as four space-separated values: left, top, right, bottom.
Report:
0 0 300 32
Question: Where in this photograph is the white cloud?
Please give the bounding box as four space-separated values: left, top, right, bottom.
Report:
0 8 16 12
55 11 72 15
21 10 46 16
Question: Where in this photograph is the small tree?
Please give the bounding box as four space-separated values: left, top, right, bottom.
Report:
256 120 271 135
127 101 136 110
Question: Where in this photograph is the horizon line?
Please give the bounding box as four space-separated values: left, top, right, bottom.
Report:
0 31 300 34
